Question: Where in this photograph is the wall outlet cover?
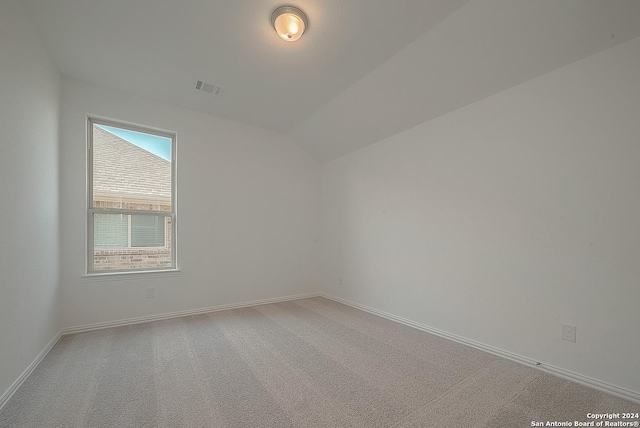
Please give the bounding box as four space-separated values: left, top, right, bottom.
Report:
562 324 577 342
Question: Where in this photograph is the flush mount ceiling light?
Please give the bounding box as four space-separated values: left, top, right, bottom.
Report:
271 6 308 42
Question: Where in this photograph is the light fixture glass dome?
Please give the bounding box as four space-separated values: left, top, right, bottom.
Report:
272 6 308 42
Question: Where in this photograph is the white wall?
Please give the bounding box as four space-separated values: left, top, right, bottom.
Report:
321 37 640 394
0 0 61 398
60 78 320 328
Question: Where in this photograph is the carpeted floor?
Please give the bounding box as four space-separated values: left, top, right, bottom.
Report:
1 297 638 427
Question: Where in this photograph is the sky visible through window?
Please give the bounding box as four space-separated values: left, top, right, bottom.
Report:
97 124 171 161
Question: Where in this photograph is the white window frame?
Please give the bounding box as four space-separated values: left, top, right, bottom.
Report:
87 116 177 274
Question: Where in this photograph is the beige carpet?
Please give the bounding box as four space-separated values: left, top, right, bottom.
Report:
1 297 637 427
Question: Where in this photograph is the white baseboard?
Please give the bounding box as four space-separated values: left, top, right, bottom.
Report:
62 292 321 335
320 293 640 404
0 330 62 412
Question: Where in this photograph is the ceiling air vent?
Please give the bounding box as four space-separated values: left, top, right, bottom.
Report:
195 80 225 96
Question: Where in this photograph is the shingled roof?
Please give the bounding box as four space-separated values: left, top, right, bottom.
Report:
93 126 171 200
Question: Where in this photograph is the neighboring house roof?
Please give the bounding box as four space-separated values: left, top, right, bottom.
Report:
93 126 171 200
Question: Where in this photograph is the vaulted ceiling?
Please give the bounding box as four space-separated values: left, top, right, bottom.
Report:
23 0 640 161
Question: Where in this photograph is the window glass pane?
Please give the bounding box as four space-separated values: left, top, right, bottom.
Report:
131 215 165 247
89 119 175 273
94 213 128 248
92 124 172 212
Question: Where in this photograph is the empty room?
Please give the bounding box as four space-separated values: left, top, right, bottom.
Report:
1 0 640 427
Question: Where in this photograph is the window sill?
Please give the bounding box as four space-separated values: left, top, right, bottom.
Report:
82 269 181 282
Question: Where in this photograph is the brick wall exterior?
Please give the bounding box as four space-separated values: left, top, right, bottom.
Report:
92 200 173 271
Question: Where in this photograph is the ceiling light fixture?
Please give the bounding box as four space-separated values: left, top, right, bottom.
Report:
271 6 308 42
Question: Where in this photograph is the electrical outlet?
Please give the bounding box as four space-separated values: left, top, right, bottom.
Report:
146 287 155 299
338 277 344 286
561 324 576 342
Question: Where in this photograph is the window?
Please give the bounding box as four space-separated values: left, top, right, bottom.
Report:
88 118 176 273
94 214 166 249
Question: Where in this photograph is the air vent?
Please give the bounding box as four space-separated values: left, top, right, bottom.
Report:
195 80 225 96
